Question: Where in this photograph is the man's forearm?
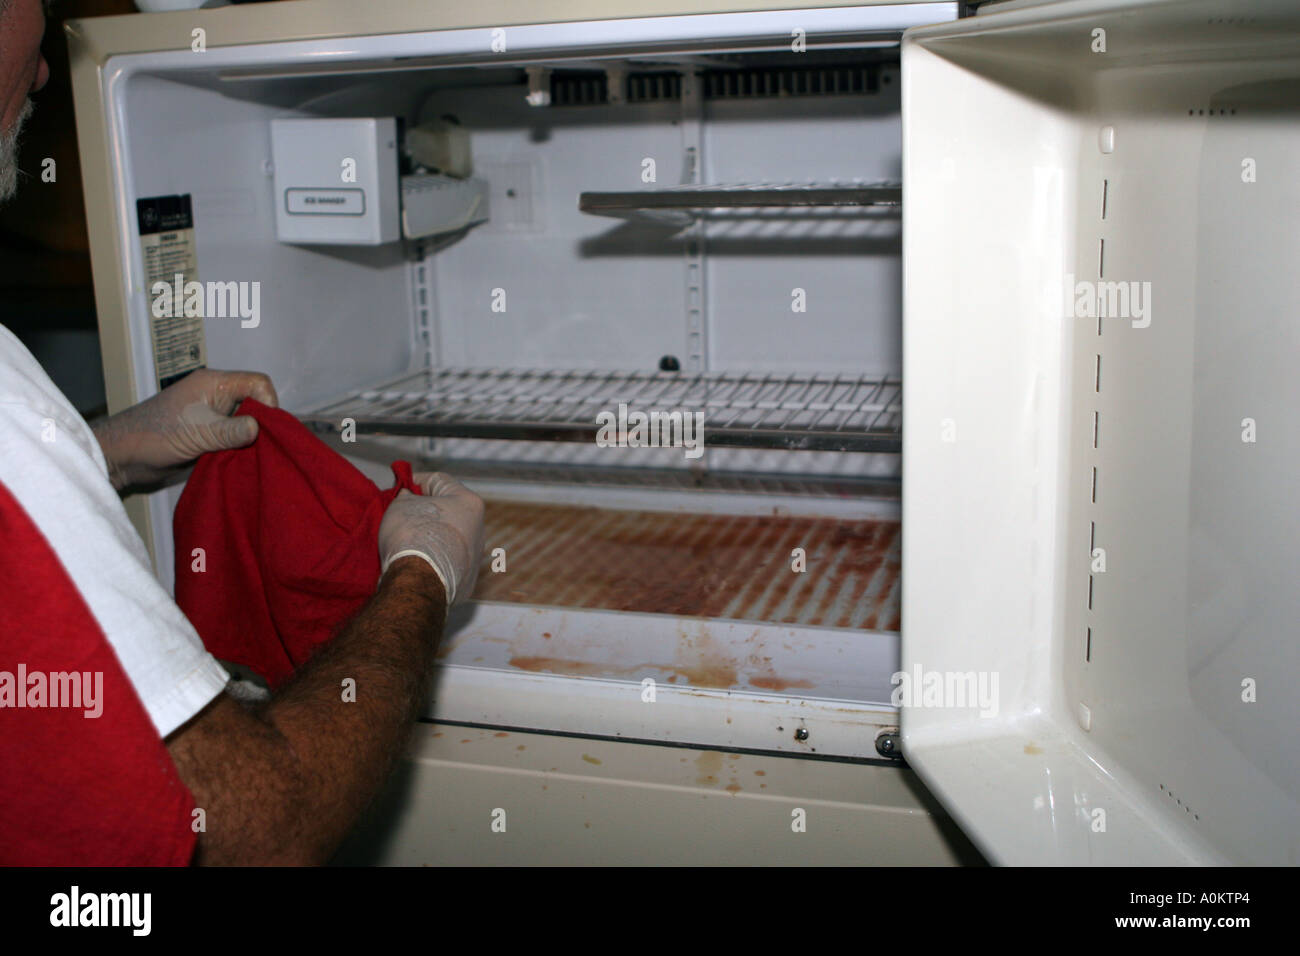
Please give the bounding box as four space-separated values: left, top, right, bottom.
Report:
167 557 446 864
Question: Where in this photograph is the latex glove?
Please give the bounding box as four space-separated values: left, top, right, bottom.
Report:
92 369 278 492
378 471 485 607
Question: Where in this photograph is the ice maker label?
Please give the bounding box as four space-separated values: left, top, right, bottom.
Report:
285 188 365 215
137 194 206 390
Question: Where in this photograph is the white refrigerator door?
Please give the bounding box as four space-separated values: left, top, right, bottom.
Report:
902 0 1300 864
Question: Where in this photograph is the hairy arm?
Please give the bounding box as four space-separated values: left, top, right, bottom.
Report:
166 557 446 865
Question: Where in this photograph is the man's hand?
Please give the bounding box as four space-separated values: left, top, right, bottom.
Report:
92 369 278 492
378 471 486 607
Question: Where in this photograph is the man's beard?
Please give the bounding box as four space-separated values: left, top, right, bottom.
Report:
0 98 35 202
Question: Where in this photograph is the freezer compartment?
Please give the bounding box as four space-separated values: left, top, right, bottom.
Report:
83 5 922 760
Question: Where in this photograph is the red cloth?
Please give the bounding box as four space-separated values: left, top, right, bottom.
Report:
0 480 197 866
174 399 419 688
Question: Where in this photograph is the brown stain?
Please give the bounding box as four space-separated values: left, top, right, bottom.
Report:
432 732 443 738
673 624 739 689
494 731 509 737
1024 743 1044 755
471 500 901 633
459 739 471 744
750 675 816 692
754 770 766 777
725 782 742 794
516 745 526 751
670 661 738 689
509 655 652 678
694 750 724 786
542 632 552 639
581 754 602 765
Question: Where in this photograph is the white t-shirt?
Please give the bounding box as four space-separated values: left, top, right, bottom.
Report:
0 323 229 738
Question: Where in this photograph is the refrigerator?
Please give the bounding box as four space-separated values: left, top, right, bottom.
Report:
65 0 1300 864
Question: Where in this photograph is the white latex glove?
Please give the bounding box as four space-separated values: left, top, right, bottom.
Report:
92 369 278 491
377 471 485 607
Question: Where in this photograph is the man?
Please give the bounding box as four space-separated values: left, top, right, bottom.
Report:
1 0 485 864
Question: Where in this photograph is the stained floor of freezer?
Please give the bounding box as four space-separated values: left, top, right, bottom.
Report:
472 501 900 631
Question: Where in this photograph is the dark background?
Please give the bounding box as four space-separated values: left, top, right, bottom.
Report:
1 0 279 416
0 1 138 416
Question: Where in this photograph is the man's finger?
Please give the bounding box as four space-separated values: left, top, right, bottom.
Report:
208 415 259 451
215 371 279 412
412 471 468 497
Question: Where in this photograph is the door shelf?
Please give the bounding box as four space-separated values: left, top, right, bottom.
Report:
299 366 902 453
579 181 901 226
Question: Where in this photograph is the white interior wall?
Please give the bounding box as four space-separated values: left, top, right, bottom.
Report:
122 74 417 413
421 77 902 376
1065 60 1300 866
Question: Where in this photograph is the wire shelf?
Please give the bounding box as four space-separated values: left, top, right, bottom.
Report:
579 180 901 226
299 367 902 453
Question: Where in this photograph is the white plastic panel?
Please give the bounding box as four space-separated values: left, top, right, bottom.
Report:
334 723 981 866
903 0 1300 864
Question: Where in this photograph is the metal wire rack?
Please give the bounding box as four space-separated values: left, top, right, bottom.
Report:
579 181 901 226
299 367 902 453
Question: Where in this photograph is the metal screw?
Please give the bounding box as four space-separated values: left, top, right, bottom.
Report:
794 727 809 742
875 728 902 759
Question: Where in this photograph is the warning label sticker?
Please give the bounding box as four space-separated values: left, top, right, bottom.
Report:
137 194 206 389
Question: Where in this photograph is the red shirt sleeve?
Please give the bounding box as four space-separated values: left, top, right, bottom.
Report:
0 479 198 866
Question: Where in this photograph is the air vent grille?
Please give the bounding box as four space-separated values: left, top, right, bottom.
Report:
547 64 884 107
627 72 683 102
704 65 880 99
549 72 608 106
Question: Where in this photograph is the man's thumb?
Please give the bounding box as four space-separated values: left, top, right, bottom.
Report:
212 415 259 450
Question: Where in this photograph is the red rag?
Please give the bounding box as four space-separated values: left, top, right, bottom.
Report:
0 480 197 865
173 398 419 688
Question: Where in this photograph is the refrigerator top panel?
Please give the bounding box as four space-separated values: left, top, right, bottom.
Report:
903 0 1300 864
